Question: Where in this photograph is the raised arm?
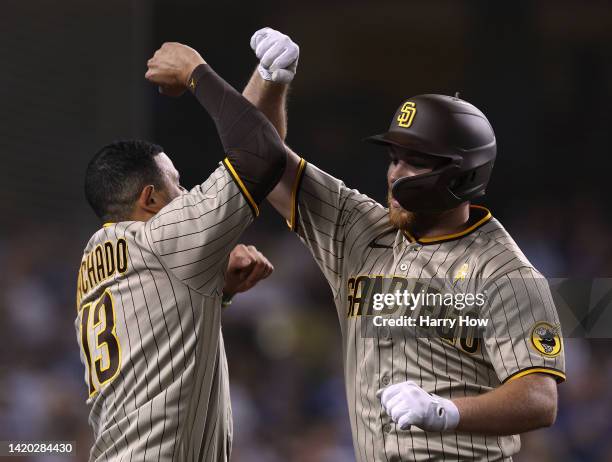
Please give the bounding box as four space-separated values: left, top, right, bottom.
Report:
242 28 302 222
143 42 288 295
243 69 301 222
242 70 288 140
146 42 287 213
241 28 390 296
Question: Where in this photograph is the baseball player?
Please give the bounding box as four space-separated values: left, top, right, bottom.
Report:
75 43 287 461
243 28 566 460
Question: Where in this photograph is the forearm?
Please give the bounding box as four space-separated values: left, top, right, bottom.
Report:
242 68 288 140
266 146 302 221
453 374 558 435
189 64 287 206
242 67 297 221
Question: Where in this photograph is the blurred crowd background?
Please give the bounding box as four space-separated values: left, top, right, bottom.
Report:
1 1 611 461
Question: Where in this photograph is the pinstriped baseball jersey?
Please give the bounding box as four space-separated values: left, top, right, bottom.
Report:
288 160 565 461
75 162 254 462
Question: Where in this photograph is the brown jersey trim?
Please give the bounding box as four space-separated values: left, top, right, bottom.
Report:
402 205 492 245
222 158 259 217
287 158 307 231
502 366 566 384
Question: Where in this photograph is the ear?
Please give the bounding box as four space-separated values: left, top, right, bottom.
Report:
135 184 163 215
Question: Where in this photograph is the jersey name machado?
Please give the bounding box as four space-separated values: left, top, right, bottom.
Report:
75 164 252 462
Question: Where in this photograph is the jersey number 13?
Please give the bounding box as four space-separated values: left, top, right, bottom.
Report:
78 288 122 397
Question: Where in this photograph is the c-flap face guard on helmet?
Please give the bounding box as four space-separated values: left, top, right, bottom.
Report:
392 161 463 213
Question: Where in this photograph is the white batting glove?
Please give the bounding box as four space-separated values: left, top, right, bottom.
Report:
377 381 460 432
250 27 299 84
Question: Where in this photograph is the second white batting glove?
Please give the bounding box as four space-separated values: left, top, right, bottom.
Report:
250 27 299 84
377 381 460 432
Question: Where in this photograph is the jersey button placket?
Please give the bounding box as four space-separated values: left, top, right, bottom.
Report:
380 326 391 339
399 243 420 272
378 326 393 347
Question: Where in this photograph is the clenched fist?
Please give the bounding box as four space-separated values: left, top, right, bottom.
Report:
377 380 460 432
250 27 299 84
223 244 274 297
145 42 206 96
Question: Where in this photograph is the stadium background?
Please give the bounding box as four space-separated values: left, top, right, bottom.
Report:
1 0 611 460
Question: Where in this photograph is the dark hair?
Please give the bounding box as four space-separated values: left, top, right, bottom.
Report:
85 140 165 222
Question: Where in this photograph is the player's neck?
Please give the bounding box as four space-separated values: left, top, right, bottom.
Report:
123 210 153 222
409 202 470 239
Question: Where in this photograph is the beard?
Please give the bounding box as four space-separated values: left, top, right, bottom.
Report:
387 190 417 230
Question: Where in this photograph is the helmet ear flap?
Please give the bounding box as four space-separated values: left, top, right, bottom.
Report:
449 162 494 200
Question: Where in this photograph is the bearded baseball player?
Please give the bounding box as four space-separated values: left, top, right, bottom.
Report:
75 43 287 461
243 28 566 461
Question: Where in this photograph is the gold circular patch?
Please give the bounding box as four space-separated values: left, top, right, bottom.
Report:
530 322 562 357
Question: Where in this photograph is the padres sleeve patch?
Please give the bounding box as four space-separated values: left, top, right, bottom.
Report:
530 322 562 357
